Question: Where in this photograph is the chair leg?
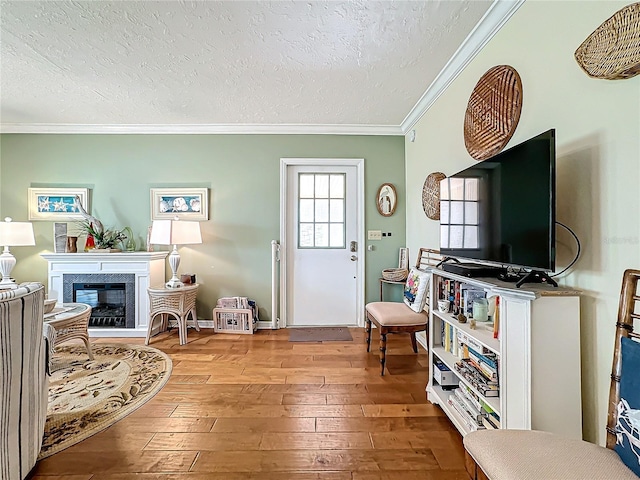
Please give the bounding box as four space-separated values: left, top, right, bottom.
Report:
145 314 156 345
83 336 94 360
410 332 418 353
190 308 200 332
379 332 387 376
366 317 372 352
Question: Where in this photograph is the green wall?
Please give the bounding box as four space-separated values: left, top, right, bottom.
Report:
0 134 406 321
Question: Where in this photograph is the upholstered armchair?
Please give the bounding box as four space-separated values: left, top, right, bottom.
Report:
0 283 50 480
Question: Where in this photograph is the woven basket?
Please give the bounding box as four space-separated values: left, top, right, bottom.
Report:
422 172 446 220
382 268 408 282
464 65 522 161
575 2 640 80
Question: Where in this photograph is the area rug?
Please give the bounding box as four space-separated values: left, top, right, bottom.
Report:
288 327 353 342
38 343 172 460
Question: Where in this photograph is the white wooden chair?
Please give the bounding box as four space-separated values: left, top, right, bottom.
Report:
463 269 640 480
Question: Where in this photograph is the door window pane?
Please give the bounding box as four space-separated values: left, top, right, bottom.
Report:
330 223 344 247
315 224 329 247
330 175 344 198
300 175 314 198
315 199 329 222
299 199 314 222
300 224 314 247
315 175 329 198
330 199 344 222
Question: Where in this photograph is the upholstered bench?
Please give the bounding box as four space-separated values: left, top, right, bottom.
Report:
464 430 638 480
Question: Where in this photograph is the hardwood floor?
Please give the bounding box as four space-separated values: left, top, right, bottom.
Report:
32 328 466 479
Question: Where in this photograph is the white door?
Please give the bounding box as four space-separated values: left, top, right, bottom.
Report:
281 159 364 327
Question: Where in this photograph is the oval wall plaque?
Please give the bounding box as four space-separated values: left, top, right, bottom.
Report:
464 65 523 161
422 172 446 220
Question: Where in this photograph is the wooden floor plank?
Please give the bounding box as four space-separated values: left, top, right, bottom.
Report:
34 328 463 477
259 432 373 450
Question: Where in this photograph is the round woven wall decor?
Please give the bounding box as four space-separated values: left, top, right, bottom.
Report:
574 2 640 80
464 65 523 161
422 172 446 220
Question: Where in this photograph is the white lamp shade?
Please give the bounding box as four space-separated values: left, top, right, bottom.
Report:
149 220 202 246
0 219 35 247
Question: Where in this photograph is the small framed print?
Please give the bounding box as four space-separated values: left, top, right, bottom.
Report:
398 247 409 270
28 188 90 221
150 188 208 221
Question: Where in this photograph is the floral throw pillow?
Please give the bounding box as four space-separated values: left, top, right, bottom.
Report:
403 267 430 313
614 336 640 477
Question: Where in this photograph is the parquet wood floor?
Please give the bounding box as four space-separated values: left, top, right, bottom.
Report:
32 328 466 480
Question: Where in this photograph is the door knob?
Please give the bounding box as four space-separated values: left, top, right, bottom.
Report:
350 255 357 261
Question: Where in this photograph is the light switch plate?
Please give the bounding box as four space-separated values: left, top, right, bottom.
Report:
368 230 382 240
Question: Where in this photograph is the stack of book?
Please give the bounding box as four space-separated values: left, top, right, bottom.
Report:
447 386 485 432
454 359 499 397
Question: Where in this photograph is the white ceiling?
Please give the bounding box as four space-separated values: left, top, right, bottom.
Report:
0 1 521 135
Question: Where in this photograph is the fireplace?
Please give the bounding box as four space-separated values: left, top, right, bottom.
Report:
42 252 168 338
73 282 129 328
64 274 136 329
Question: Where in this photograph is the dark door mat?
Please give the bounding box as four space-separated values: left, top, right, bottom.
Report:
288 327 353 342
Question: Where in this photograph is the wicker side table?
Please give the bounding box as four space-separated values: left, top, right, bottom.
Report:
146 284 199 346
44 303 93 360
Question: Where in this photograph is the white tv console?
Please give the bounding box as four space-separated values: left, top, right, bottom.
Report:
427 267 582 440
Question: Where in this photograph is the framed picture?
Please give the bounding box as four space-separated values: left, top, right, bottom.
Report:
376 183 397 217
398 247 409 270
150 188 208 221
28 188 90 221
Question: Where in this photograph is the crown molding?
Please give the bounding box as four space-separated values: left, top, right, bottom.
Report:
0 123 404 136
400 0 525 134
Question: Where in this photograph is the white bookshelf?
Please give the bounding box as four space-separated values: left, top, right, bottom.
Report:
426 268 582 439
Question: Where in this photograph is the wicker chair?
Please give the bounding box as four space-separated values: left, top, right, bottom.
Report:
365 248 441 375
463 269 640 480
146 284 199 346
46 304 93 360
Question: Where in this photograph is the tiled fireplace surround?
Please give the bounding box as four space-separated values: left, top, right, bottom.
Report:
41 252 168 337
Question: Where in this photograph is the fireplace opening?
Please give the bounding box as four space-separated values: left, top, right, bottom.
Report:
73 282 127 328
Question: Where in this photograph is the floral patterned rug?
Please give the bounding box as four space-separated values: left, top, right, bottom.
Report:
38 343 172 459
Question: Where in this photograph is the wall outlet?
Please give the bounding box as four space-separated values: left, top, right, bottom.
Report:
367 230 382 240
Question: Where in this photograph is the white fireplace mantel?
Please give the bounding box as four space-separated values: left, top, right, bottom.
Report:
41 252 168 337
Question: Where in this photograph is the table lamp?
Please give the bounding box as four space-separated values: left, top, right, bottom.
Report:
149 218 202 288
0 217 36 289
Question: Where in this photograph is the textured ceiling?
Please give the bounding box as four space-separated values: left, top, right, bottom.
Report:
1 0 496 133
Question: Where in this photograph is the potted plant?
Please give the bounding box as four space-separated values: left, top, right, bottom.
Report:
78 220 126 252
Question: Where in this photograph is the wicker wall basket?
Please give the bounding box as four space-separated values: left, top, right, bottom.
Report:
382 268 408 282
575 2 640 80
464 65 523 161
422 172 446 220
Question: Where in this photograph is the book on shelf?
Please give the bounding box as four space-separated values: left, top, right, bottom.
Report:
461 287 487 318
482 415 499 430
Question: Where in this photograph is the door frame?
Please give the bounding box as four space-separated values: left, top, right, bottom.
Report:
279 158 365 328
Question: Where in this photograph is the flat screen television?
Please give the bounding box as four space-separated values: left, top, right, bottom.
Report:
439 129 556 272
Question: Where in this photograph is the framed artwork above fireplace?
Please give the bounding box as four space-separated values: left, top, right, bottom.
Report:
28 187 90 221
